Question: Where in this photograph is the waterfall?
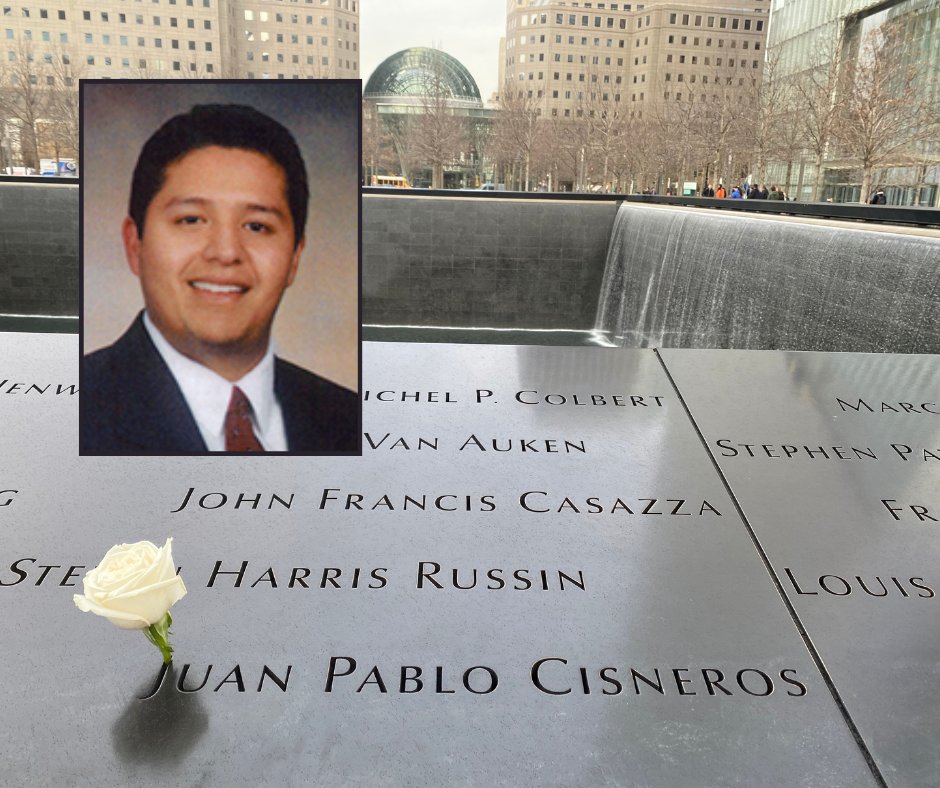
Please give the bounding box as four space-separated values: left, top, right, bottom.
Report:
593 203 940 353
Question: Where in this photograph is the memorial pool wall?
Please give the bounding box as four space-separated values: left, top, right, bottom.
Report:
0 179 79 319
2 179 938 353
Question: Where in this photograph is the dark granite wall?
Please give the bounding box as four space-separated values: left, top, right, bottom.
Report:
362 195 618 329
0 181 78 316
3 186 935 353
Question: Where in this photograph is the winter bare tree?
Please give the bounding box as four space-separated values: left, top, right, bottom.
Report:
494 80 542 190
42 48 84 173
0 41 49 170
791 29 847 201
412 55 469 189
834 18 940 203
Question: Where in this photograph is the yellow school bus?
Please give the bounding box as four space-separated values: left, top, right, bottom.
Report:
371 175 411 188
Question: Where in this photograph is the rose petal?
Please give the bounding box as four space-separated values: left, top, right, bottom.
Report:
75 538 186 628
74 593 150 630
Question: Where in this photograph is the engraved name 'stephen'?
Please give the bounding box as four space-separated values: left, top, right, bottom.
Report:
715 440 939 462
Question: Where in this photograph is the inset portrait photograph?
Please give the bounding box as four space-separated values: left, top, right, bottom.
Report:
80 80 361 456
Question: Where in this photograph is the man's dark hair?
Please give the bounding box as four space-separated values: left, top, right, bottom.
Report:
128 104 308 247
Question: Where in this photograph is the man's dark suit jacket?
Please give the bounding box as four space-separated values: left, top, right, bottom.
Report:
81 314 360 454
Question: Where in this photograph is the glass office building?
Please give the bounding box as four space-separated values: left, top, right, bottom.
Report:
766 0 940 204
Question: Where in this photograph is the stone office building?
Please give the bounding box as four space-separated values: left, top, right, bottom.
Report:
1 0 358 78
500 0 770 119
0 0 359 167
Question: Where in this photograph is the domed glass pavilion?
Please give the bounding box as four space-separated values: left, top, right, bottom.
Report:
363 48 495 188
365 47 484 110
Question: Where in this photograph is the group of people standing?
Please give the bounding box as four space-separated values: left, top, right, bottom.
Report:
701 183 787 200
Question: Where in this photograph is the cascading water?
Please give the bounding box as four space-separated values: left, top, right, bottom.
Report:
594 203 940 353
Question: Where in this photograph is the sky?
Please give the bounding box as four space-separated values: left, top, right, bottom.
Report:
360 0 507 102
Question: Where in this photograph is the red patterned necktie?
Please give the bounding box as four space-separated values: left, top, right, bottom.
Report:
224 386 264 452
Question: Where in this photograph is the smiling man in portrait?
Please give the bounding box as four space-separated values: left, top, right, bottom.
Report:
81 88 360 455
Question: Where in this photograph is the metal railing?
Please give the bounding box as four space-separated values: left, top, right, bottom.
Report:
362 187 940 229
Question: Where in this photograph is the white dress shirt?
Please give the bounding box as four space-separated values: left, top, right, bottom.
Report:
143 312 288 451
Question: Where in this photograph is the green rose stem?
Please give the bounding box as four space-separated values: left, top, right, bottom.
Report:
144 611 175 664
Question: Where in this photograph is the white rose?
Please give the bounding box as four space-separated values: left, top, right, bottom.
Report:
73 538 187 630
